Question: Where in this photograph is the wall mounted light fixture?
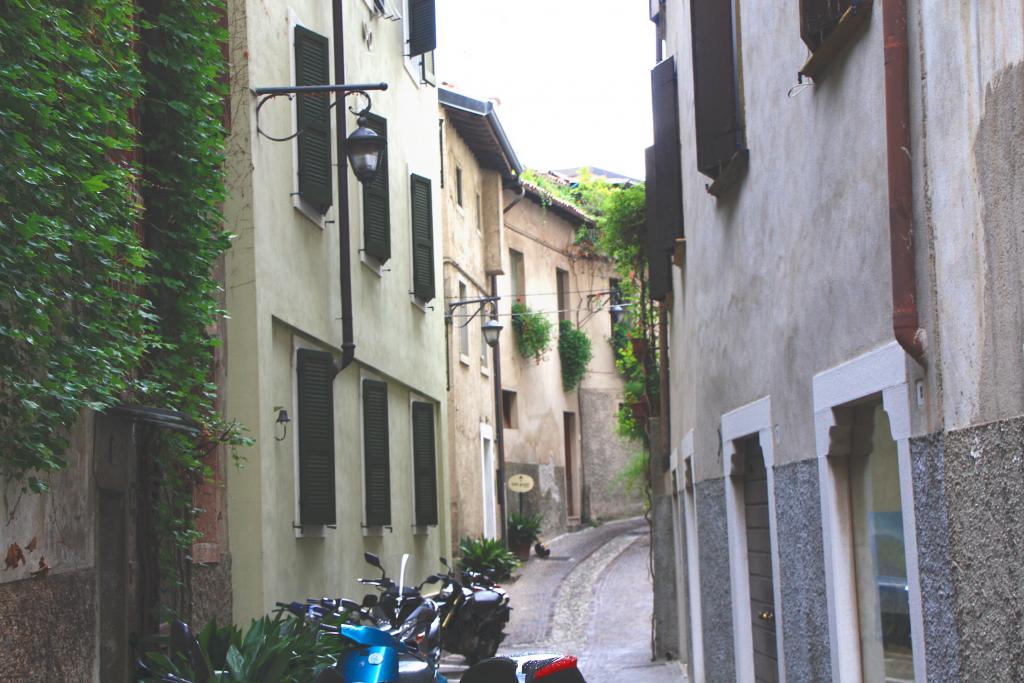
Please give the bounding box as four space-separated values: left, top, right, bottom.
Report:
274 407 291 442
252 82 389 185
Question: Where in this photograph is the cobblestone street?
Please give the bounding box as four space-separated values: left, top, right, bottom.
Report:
442 517 686 682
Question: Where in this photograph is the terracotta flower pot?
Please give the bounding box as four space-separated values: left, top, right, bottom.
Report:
510 540 532 562
629 337 648 359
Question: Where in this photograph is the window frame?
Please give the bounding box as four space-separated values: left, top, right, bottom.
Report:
812 342 926 681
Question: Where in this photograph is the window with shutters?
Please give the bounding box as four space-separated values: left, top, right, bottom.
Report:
362 114 391 263
402 0 437 87
411 400 438 527
689 0 749 196
296 348 336 528
798 0 873 82
649 57 683 298
410 174 436 304
362 378 391 528
293 24 333 217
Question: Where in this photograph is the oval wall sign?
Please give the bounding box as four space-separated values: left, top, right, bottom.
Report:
507 473 535 493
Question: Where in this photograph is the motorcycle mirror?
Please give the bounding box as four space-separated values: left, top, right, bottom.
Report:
364 552 382 569
340 598 361 612
423 574 441 585
361 593 378 608
169 620 193 654
439 556 449 567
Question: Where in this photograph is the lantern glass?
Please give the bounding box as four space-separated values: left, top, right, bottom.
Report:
481 318 503 347
346 119 386 184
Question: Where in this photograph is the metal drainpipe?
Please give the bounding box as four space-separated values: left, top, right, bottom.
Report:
883 0 926 365
503 182 526 213
490 273 508 546
333 0 356 373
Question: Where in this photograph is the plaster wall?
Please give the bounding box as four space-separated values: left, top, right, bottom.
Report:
440 112 500 546
225 0 448 623
664 0 906 483
917 2 1024 430
499 195 630 533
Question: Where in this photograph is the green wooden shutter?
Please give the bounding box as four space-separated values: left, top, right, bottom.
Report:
410 174 435 302
800 0 851 52
362 114 391 261
362 379 391 527
411 402 438 526
295 25 333 213
297 349 336 526
408 0 436 58
690 0 742 179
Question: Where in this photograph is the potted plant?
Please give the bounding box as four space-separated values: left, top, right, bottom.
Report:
457 536 520 580
506 512 543 561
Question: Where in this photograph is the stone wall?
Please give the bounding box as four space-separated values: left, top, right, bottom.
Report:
0 569 97 682
579 387 644 522
773 459 831 682
695 478 734 683
913 417 1024 682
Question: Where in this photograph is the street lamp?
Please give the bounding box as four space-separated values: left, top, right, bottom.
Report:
252 82 389 185
345 115 387 183
481 317 503 348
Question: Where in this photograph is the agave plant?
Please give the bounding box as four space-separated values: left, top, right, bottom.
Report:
458 536 520 579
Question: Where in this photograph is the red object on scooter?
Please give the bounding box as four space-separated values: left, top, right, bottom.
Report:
533 655 580 679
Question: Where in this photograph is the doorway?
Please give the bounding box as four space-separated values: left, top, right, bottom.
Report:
738 436 779 683
480 423 497 538
563 412 576 518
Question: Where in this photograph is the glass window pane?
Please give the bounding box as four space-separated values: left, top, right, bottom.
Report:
852 402 914 683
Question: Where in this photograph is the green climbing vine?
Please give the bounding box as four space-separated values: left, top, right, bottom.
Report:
511 302 553 362
558 320 593 392
0 0 248 599
0 0 148 487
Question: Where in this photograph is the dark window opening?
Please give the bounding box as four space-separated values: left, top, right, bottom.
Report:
556 269 569 323
502 390 517 429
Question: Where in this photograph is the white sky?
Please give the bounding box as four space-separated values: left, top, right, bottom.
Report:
436 0 654 181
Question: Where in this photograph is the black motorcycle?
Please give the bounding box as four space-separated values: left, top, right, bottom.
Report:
433 557 511 665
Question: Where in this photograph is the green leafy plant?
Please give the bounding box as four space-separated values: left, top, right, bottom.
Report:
139 613 349 682
458 536 519 579
0 0 251 626
613 450 651 511
511 302 553 362
558 320 593 392
506 512 543 546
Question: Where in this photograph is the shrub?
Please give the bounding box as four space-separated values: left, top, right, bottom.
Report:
458 536 519 579
138 612 348 682
511 302 553 362
558 320 593 391
507 512 543 545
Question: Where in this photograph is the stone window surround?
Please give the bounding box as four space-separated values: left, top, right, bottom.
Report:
672 429 706 682
720 396 788 683
812 341 926 682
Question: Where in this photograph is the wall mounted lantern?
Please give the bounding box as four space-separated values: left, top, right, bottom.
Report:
274 407 291 442
252 82 389 185
579 291 629 328
481 317 503 348
447 295 502 347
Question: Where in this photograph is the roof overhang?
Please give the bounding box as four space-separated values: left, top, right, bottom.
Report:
439 88 523 185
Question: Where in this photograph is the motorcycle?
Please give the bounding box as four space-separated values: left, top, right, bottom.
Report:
433 556 511 665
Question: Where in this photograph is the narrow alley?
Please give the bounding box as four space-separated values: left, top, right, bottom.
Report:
443 518 685 682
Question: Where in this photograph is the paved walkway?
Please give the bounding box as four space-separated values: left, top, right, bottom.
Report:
443 517 685 682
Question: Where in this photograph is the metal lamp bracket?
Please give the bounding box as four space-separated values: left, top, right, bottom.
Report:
252 82 388 142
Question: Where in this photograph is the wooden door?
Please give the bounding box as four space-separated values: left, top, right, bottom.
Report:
743 440 778 683
563 412 575 517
